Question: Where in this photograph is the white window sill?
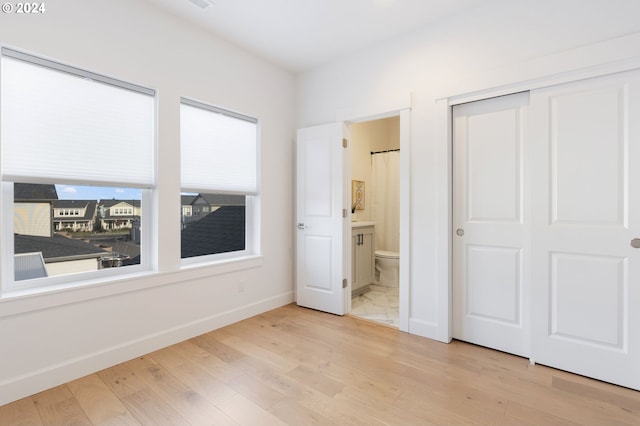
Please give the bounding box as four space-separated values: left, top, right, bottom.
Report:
0 254 263 319
179 254 263 276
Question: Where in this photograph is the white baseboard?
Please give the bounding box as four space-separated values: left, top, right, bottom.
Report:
0 291 294 406
408 317 445 342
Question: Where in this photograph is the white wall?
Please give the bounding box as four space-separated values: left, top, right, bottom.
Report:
0 0 295 405
296 0 640 339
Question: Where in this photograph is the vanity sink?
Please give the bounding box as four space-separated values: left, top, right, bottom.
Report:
352 221 375 228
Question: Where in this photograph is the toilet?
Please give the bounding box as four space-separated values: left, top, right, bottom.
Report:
375 250 399 287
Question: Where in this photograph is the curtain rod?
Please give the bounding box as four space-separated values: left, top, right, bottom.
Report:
370 148 400 155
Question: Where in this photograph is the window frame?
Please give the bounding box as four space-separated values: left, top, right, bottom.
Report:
3 184 154 294
179 98 261 267
0 48 156 295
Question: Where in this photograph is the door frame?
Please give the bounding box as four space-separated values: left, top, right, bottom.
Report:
435 37 640 343
336 93 411 331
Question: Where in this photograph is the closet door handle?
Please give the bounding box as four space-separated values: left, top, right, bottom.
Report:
631 238 640 248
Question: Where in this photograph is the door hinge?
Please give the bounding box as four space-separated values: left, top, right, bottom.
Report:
342 279 347 288
342 138 348 148
342 208 348 218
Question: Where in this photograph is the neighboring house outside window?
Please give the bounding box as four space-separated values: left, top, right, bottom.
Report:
12 184 143 282
53 200 98 232
98 200 141 231
181 195 194 219
13 183 57 238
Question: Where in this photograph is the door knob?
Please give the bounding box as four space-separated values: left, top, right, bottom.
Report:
297 223 305 230
631 238 640 248
456 228 464 236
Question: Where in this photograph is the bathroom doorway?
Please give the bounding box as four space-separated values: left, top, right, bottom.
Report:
349 117 401 327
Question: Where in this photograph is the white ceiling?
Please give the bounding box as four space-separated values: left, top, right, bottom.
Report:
146 0 489 72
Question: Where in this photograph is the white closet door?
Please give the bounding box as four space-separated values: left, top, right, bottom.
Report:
453 92 530 357
530 70 640 390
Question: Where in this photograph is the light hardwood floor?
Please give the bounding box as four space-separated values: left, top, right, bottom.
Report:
1 303 639 425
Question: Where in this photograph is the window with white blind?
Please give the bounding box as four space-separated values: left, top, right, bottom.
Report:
1 48 155 291
180 98 259 263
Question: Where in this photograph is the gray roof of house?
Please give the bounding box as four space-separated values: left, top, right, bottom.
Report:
14 234 107 261
181 205 245 259
55 200 89 208
15 252 48 281
198 193 245 206
181 195 197 205
108 241 141 259
14 183 58 201
181 193 245 207
99 199 141 208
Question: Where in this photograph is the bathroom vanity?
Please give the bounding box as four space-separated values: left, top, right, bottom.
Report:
351 222 375 296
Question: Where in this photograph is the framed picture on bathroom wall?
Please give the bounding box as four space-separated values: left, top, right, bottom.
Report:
352 180 365 210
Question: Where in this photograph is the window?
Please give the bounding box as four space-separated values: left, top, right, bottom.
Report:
180 193 247 259
1 48 154 291
180 98 258 262
14 183 143 281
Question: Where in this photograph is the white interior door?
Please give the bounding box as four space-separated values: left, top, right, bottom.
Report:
453 92 530 357
530 71 640 390
296 123 350 315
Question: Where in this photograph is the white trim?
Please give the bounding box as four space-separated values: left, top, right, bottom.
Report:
398 108 411 332
181 249 253 266
0 289 292 406
435 98 453 343
436 34 640 344
336 91 411 122
0 183 16 292
436 32 640 104
180 97 258 124
343 122 352 315
409 318 439 340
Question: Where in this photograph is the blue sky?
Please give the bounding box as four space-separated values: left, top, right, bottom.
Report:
55 184 141 201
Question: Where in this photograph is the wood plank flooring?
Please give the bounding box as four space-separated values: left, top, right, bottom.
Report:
1 303 639 425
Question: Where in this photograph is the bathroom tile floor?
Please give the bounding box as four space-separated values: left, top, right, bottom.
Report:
350 284 399 327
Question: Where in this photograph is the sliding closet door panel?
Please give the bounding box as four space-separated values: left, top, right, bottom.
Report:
531 70 640 390
453 92 530 357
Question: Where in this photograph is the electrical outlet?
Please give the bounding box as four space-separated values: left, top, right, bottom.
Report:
238 280 245 293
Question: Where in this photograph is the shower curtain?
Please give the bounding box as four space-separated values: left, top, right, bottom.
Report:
371 151 400 253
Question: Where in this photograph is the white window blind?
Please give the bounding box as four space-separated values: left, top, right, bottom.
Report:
1 49 155 187
180 99 258 195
